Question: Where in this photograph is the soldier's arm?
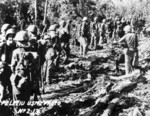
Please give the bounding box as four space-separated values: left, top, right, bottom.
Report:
11 50 18 73
10 74 17 86
135 34 138 50
81 23 85 36
119 36 126 43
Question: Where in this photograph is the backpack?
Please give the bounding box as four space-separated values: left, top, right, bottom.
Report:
15 51 40 93
16 52 34 80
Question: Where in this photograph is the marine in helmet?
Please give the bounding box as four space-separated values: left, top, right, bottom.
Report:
78 17 89 56
0 24 11 40
11 30 31 73
48 24 60 68
26 25 38 39
41 47 56 89
105 17 113 43
119 25 139 74
0 24 11 47
99 18 106 45
116 20 124 39
26 25 39 52
38 34 54 65
81 17 89 38
90 16 99 49
58 20 71 61
11 30 40 109
0 28 16 65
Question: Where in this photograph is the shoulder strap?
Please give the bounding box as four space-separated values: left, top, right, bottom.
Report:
16 52 26 69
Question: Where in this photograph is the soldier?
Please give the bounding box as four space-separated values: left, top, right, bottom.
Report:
10 31 40 106
105 18 113 44
119 25 139 74
10 31 31 102
0 28 16 65
112 16 119 42
0 24 11 41
0 24 11 57
121 17 127 30
78 17 89 56
42 24 60 68
99 19 106 45
38 34 49 65
26 25 39 52
48 24 60 50
41 47 56 93
117 20 124 38
90 17 99 49
58 20 71 62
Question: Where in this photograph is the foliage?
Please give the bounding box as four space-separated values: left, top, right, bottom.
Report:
0 0 150 28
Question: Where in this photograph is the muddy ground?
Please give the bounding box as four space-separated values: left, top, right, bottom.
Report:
39 41 150 116
1 40 150 116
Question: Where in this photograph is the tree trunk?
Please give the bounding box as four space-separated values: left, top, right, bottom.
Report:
35 0 37 25
43 0 48 26
101 98 120 116
90 80 137 116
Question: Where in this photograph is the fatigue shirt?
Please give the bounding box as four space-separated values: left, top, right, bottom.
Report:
11 48 40 73
119 33 138 51
81 22 89 37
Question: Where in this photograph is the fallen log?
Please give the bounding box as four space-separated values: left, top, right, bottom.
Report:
101 98 120 116
111 80 137 93
85 80 137 116
128 107 143 116
38 82 93 100
109 70 141 81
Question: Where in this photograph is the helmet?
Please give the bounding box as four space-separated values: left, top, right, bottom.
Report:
83 17 88 22
102 19 106 23
1 23 11 33
0 61 5 69
59 20 66 27
14 31 29 42
26 25 37 34
117 21 121 25
94 17 98 21
5 28 16 39
44 35 50 40
45 48 55 60
124 25 132 33
49 25 57 31
121 18 125 23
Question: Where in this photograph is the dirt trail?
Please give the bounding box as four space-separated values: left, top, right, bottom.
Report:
37 43 150 116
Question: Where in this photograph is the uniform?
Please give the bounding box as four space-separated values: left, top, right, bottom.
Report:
99 19 106 45
0 24 11 60
90 18 99 49
0 28 16 65
10 31 40 114
58 20 71 60
79 17 89 56
119 25 138 74
27 25 39 52
41 48 56 89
